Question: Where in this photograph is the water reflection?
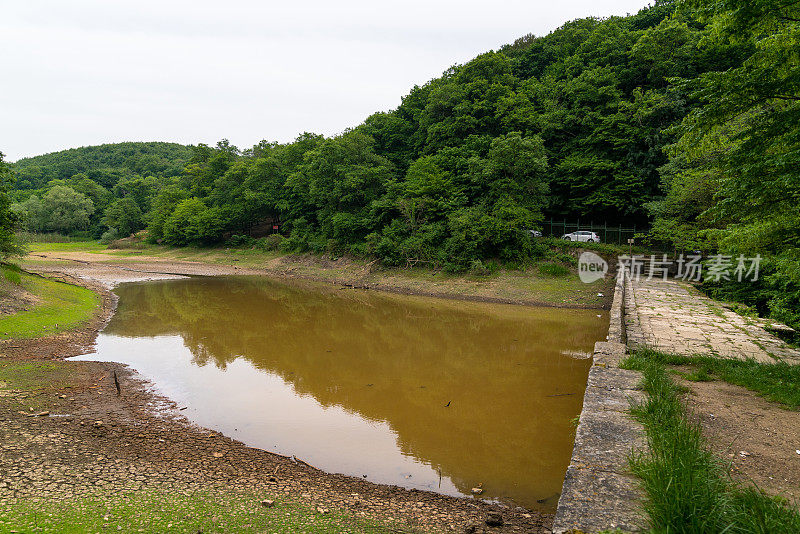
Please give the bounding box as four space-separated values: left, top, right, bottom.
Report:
76 276 607 509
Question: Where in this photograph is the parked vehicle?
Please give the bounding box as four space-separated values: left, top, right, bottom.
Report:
528 229 543 238
561 230 600 243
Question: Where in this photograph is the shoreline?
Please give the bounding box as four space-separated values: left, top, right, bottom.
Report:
1 256 609 532
24 246 615 309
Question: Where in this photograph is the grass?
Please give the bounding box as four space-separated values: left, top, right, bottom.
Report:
27 241 109 253
0 360 74 411
2 264 22 284
624 348 800 409
537 262 571 277
16 231 96 244
0 360 70 389
621 348 800 533
0 266 99 339
0 490 400 533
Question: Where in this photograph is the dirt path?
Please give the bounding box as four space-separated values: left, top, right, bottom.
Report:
679 376 800 506
1 258 558 532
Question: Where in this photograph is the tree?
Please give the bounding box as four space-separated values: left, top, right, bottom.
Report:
147 186 188 242
651 0 800 329
41 186 94 234
675 0 800 255
102 197 144 237
10 195 47 233
0 153 18 258
289 131 395 246
162 198 222 246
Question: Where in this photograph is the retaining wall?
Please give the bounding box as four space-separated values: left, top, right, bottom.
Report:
551 269 646 533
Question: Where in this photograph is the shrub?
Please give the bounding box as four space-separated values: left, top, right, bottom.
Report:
226 234 255 247
100 228 119 245
254 234 284 251
469 259 499 276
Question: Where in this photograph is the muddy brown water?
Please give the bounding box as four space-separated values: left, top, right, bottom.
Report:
73 276 608 510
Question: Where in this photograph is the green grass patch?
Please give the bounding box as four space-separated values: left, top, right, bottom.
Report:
537 262 570 277
0 360 69 390
27 241 109 253
0 490 400 533
0 360 75 411
622 349 800 533
2 263 22 285
0 270 99 339
623 348 800 409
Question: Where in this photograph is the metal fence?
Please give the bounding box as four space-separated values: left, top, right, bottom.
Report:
541 219 646 245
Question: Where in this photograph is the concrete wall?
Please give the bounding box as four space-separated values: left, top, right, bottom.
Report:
551 270 646 533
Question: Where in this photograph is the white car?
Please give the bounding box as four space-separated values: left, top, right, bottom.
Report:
561 231 600 243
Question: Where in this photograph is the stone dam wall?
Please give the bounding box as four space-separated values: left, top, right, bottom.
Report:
551 270 646 533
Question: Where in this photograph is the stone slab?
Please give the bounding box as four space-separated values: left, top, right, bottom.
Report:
552 464 645 534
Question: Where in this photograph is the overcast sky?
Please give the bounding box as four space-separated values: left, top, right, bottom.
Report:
1 0 651 161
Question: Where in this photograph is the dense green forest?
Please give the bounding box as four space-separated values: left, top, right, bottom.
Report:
9 142 192 240
3 0 798 327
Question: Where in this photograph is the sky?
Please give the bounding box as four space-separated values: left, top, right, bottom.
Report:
1 0 651 161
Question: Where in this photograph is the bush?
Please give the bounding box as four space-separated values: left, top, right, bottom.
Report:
100 228 119 245
226 234 255 247
254 234 284 251
469 259 499 276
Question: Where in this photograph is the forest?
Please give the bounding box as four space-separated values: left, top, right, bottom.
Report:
2 0 798 328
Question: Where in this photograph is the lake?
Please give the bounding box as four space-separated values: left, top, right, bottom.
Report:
73 276 607 510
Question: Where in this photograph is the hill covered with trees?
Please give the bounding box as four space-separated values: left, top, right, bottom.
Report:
18 2 713 254
4 0 798 327
9 142 191 239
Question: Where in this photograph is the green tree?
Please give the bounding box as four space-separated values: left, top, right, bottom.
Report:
10 195 47 233
0 153 18 258
162 198 222 246
41 186 94 234
102 197 144 237
147 186 188 242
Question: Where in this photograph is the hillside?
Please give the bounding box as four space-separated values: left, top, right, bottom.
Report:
12 141 192 190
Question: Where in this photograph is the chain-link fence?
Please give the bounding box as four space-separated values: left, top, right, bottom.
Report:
541 219 645 245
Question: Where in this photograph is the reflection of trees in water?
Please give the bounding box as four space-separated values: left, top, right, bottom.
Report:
108 277 605 505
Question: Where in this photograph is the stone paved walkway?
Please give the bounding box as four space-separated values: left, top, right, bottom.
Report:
625 277 800 363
